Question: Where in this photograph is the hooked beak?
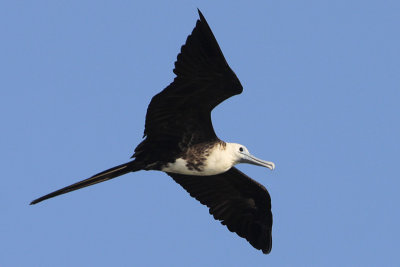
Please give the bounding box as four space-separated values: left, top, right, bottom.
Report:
240 153 275 170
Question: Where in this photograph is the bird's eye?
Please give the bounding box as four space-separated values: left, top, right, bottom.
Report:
239 147 244 152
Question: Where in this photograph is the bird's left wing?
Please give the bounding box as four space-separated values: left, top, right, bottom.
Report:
167 167 273 254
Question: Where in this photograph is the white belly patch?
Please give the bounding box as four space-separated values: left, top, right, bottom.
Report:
161 150 234 176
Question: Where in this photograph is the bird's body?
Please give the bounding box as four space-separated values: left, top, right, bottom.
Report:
162 141 230 175
31 10 276 254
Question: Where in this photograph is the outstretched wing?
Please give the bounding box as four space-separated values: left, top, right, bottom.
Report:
167 167 273 254
133 10 243 164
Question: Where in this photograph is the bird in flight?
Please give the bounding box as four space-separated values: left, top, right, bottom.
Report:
31 9 276 254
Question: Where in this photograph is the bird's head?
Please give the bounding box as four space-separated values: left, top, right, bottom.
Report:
227 143 275 170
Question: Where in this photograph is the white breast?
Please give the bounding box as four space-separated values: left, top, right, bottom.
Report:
161 145 235 176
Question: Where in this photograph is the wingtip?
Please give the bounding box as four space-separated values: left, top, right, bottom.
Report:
262 247 272 254
197 8 205 20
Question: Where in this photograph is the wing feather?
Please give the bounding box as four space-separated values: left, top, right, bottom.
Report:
168 167 273 254
133 10 243 164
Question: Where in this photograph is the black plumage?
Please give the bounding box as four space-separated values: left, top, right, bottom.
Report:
30 9 273 254
169 167 272 254
133 10 242 168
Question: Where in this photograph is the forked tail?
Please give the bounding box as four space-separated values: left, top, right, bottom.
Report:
30 160 141 205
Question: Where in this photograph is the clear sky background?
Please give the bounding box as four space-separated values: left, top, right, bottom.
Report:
1 1 399 266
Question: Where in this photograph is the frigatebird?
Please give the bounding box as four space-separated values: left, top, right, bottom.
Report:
31 9 276 254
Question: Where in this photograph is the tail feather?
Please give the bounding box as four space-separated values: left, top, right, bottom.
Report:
30 161 141 205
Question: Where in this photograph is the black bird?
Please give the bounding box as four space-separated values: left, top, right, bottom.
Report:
31 9 275 254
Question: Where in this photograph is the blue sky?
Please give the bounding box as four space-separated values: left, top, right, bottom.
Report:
1 1 399 266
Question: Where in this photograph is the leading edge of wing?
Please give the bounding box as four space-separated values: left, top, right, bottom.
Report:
168 167 272 254
172 9 243 104
140 10 243 144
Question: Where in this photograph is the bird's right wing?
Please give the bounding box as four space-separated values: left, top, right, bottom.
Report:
167 167 273 254
133 10 243 163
